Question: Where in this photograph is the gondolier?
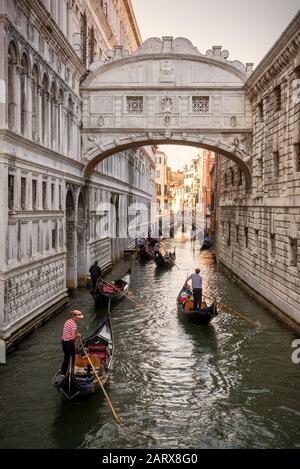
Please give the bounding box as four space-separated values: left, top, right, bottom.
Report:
187 268 203 310
60 310 84 377
89 260 102 291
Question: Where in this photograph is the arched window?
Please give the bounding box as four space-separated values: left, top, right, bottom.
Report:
41 73 49 145
7 41 18 130
20 52 29 135
58 88 63 153
31 64 39 141
50 81 57 149
67 95 73 155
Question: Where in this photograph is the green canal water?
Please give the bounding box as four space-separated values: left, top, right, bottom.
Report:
0 239 300 449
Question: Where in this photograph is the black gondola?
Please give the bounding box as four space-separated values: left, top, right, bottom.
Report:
92 268 131 305
139 246 155 261
53 310 113 401
177 287 218 325
155 252 176 269
200 238 212 251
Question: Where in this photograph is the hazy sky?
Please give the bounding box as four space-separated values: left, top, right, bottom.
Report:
131 0 299 170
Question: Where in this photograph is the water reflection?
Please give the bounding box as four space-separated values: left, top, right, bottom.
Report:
1 239 300 448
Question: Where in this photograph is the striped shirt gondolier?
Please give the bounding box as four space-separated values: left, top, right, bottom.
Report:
62 319 77 341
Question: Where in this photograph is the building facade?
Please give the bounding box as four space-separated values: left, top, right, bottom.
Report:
0 0 155 350
214 12 300 327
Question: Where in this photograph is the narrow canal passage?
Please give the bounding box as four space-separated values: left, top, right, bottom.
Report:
1 239 300 449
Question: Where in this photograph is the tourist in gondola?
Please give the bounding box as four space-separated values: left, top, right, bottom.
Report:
186 268 203 310
60 310 84 377
153 241 160 258
89 260 102 291
138 237 145 252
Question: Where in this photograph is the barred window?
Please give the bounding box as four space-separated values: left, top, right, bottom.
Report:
127 96 143 114
192 96 209 113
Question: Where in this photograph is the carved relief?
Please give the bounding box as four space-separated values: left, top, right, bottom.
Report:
161 97 172 114
230 115 237 127
160 60 174 82
4 260 65 325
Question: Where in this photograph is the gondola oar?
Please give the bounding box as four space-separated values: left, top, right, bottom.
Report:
203 294 260 327
99 278 145 309
79 327 121 424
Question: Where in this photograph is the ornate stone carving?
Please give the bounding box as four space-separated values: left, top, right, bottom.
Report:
98 115 105 127
161 97 172 114
160 60 174 82
230 115 237 127
3 260 65 325
39 35 45 54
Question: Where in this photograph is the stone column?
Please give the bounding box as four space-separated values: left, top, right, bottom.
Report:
0 22 7 130
0 158 9 268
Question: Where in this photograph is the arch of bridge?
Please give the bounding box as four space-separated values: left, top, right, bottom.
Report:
81 37 254 186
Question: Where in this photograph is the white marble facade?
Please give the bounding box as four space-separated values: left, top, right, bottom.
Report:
0 0 154 347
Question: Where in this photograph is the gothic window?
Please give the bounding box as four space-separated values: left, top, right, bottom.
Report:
41 74 49 145
236 225 239 244
50 81 57 149
192 96 209 114
51 183 55 209
32 64 39 141
89 26 95 65
52 221 57 249
58 88 63 153
67 95 73 155
7 41 18 130
127 96 143 114
81 12 87 66
20 53 29 136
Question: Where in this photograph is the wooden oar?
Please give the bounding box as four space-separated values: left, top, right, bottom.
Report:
79 338 121 425
203 294 260 327
99 278 145 309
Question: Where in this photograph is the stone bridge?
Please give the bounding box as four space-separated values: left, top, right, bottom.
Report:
80 36 254 186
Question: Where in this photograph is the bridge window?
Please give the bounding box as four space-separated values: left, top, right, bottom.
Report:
127 96 143 114
192 96 209 113
244 227 249 248
269 233 275 258
258 100 264 122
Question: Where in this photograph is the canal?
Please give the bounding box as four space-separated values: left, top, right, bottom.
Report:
0 239 300 449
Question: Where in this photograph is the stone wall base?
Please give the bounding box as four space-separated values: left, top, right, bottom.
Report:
4 294 69 354
219 261 300 333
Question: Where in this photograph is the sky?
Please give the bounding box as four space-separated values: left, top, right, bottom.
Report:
131 0 300 170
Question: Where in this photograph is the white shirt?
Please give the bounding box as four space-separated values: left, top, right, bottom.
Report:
188 273 202 289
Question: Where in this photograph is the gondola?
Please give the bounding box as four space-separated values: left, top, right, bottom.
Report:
177 286 218 325
139 246 155 261
155 252 176 269
92 267 131 305
200 239 212 251
53 310 113 401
